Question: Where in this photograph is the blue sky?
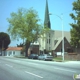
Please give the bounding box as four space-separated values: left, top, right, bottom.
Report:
0 0 75 46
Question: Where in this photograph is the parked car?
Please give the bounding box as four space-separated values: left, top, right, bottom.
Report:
38 54 53 61
28 54 38 59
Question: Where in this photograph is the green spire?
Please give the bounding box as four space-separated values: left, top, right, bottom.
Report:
44 0 51 29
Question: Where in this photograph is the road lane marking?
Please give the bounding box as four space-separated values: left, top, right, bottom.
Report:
54 67 76 73
25 71 43 78
5 64 13 68
27 63 38 65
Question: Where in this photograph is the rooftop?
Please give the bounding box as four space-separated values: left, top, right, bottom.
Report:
6 47 22 51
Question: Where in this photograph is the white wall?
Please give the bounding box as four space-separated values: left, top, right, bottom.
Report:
46 30 54 50
39 30 54 51
39 33 46 51
6 50 24 57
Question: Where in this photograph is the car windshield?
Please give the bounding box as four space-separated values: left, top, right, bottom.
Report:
31 54 37 56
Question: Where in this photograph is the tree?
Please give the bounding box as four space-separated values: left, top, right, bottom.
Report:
0 32 10 50
70 0 80 48
7 8 48 57
17 43 23 47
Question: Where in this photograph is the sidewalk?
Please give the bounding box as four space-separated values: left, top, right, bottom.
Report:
65 61 80 64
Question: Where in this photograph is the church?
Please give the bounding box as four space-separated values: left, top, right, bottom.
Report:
29 0 71 55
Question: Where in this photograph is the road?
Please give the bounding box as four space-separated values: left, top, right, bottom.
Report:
0 56 80 80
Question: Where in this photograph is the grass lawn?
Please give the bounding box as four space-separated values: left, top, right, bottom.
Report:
53 57 62 61
53 57 70 62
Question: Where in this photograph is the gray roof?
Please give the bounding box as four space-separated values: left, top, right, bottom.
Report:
54 30 71 42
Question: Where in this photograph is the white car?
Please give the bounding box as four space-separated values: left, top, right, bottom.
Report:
38 54 53 61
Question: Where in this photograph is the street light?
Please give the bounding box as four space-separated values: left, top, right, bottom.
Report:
49 13 64 61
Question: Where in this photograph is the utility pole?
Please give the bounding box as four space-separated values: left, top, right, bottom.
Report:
49 13 64 61
61 14 64 61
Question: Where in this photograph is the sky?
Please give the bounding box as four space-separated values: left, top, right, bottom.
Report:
0 0 76 46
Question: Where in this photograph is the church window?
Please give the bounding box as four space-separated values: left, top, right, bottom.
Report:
64 40 67 44
49 33 50 37
49 47 51 50
54 40 58 45
49 39 50 44
47 39 48 43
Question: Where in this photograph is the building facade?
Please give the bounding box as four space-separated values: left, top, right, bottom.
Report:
6 47 24 57
38 0 71 54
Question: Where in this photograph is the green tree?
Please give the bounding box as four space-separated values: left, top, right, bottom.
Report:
0 32 10 50
17 43 23 47
7 8 48 57
70 0 80 48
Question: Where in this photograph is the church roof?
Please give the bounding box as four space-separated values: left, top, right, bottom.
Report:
54 30 71 42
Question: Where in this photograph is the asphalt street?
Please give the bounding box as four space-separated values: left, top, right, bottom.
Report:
0 56 80 80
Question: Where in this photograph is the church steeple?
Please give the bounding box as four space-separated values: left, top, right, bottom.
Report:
44 0 51 29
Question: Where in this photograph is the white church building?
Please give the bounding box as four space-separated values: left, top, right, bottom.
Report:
37 0 71 53
30 0 71 55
